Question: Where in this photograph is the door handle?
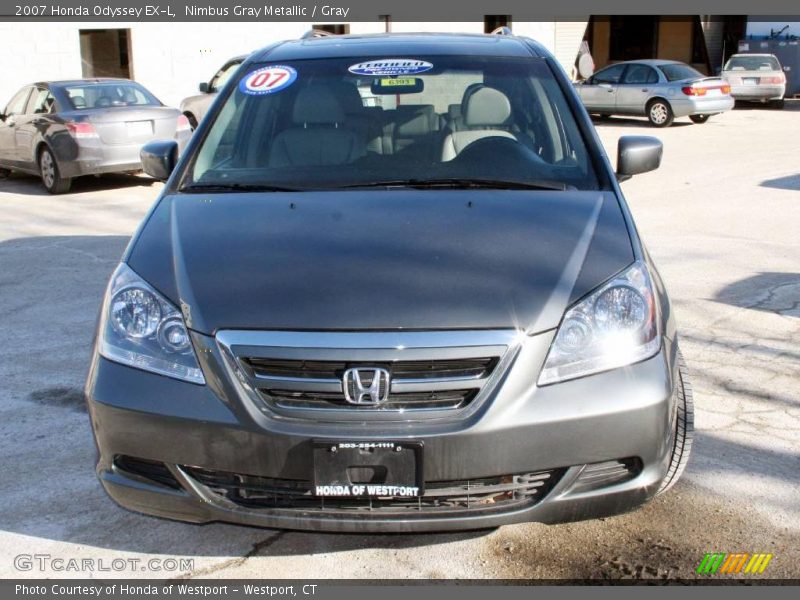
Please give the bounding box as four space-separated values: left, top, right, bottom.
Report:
641 88 650 92
606 88 615 93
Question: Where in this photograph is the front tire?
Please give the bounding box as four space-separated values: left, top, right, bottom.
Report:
657 350 694 495
39 147 71 194
647 99 674 127
185 112 198 131
689 114 710 124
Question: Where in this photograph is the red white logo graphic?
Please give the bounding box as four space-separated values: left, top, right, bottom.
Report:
240 65 297 95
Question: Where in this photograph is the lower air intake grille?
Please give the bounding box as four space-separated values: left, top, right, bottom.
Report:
570 458 642 493
183 466 563 514
114 455 181 490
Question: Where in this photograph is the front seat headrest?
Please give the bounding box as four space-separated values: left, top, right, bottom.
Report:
463 87 512 128
292 85 345 125
327 80 365 115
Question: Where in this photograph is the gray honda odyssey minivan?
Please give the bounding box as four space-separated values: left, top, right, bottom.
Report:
86 31 693 532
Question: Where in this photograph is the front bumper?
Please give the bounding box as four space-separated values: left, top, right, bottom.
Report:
85 331 679 533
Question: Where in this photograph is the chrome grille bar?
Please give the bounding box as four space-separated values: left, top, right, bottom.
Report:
216 329 521 421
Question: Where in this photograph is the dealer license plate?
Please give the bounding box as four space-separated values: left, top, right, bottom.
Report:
312 440 424 497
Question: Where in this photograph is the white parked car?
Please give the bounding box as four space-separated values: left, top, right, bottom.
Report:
721 53 786 109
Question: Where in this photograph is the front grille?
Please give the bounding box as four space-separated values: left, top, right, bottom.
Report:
183 466 562 514
245 357 497 380
217 330 519 420
265 389 478 411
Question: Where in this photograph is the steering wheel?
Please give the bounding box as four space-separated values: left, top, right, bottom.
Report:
454 136 541 168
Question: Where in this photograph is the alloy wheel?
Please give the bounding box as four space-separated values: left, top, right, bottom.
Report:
650 103 668 125
40 150 55 189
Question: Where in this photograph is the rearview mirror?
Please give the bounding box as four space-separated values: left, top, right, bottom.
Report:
141 140 178 181
616 136 662 181
198 82 209 93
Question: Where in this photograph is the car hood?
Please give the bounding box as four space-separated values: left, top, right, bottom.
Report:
127 190 634 335
179 92 216 112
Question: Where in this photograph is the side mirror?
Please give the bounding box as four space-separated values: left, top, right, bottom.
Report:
616 136 662 181
141 140 178 181
198 82 209 93
0 113 6 122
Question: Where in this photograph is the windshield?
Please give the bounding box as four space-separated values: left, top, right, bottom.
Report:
724 55 781 71
60 82 161 110
657 63 704 82
210 60 243 92
187 55 599 191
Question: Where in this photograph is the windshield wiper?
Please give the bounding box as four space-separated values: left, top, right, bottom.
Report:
338 178 569 191
180 182 301 193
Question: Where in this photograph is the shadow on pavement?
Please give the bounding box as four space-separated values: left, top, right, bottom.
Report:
733 99 800 112
0 172 156 197
760 173 800 191
712 272 800 318
590 116 693 129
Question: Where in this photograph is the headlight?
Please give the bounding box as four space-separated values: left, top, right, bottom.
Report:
98 264 205 384
538 261 660 385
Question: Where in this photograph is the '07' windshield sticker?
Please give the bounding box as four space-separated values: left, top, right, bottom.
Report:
348 59 433 77
239 65 297 95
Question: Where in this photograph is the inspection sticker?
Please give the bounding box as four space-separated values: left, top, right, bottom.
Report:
239 65 297 95
378 77 417 87
348 58 433 76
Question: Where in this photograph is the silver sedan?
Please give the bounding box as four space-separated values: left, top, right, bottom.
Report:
575 59 735 127
0 79 192 193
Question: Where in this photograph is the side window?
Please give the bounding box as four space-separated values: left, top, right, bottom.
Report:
3 87 32 117
593 64 626 85
27 88 56 114
622 65 658 85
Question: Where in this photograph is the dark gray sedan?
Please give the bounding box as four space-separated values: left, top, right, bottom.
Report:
0 79 192 193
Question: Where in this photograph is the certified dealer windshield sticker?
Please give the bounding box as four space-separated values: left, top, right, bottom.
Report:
239 65 297 95
348 59 433 76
